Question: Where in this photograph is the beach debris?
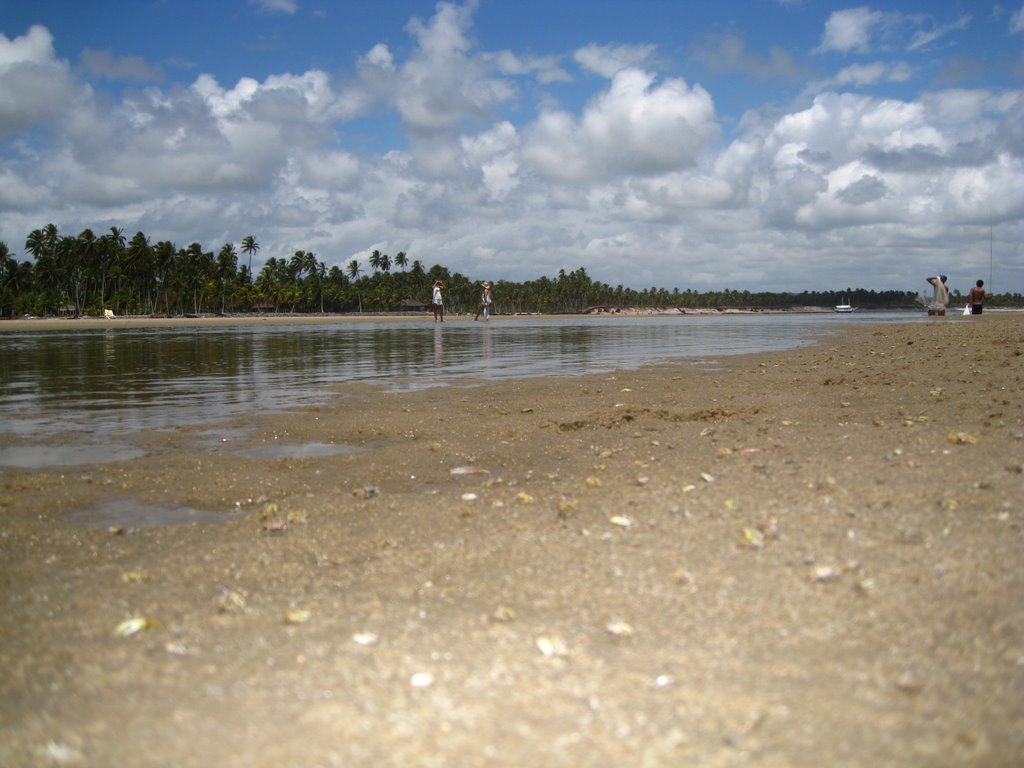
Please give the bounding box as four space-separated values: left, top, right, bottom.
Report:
670 569 695 586
216 588 247 613
636 475 650 486
873 419 886 427
284 608 311 625
946 431 977 445
605 620 635 638
514 491 535 503
700 427 714 437
114 616 153 637
37 741 84 766
557 499 578 517
351 485 379 499
585 476 602 488
653 674 675 689
450 466 490 477
808 565 842 583
520 407 534 413
461 492 478 501
929 387 943 397
536 636 568 657
287 509 309 524
716 447 733 459
121 570 150 584
780 419 799 427
700 472 715 483
261 517 287 534
855 576 877 595
742 527 765 550
609 515 632 528
351 631 379 646
895 669 923 695
410 672 434 688
492 605 517 622
682 484 697 493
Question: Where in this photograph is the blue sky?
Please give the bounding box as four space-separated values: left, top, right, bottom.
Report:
2 0 1022 295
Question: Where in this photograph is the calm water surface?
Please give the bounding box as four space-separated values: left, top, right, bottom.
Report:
0 313 925 455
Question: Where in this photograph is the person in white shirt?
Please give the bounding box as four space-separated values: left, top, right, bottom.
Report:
432 279 444 322
926 274 948 316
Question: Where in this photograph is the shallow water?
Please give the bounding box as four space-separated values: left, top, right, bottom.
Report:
0 312 925 465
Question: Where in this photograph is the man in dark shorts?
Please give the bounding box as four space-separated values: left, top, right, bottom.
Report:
968 280 991 315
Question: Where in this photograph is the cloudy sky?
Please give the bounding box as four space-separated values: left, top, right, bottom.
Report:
1 0 1023 295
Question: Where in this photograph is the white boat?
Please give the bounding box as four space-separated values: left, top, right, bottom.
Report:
834 297 855 313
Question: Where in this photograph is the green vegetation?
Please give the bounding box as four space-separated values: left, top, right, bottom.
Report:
1 225 1019 318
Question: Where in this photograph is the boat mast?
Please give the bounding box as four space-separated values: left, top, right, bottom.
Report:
989 213 993 289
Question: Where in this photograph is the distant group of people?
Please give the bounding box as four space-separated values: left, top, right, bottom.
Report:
430 279 493 322
927 275 991 316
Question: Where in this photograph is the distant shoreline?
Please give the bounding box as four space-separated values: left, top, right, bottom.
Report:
0 304 898 332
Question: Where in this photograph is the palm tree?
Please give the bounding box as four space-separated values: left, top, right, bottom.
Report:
379 252 391 273
346 259 363 312
216 243 238 314
368 250 382 273
395 251 408 271
241 235 259 282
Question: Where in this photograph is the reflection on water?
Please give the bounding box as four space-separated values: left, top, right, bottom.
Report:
63 498 238 529
0 313 923 449
237 442 364 460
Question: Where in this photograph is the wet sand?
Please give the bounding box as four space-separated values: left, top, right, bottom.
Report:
1 315 1022 767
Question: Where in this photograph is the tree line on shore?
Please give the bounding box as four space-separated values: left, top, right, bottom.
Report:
1 225 1018 318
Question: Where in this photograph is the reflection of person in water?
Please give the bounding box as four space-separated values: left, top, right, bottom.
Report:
434 324 443 367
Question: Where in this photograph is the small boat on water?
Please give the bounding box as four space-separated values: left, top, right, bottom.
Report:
834 297 855 313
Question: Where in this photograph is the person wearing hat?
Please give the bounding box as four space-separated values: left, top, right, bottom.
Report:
431 279 444 322
926 274 949 316
474 281 493 321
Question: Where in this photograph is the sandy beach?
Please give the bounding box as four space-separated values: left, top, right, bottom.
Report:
1 315 1021 767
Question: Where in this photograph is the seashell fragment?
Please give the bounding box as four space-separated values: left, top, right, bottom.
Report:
409 672 434 688
491 605 517 622
809 565 841 583
605 620 635 637
284 608 311 625
450 466 490 476
352 631 379 646
742 527 765 550
609 515 632 528
114 617 153 637
536 636 568 657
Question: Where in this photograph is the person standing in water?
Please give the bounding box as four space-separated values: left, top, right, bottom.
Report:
968 280 991 315
431 279 444 322
474 281 492 321
926 274 949 316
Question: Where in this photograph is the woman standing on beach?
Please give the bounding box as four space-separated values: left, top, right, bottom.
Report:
432 279 444 322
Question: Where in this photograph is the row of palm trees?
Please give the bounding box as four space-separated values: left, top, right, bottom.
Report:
2 223 1016 319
